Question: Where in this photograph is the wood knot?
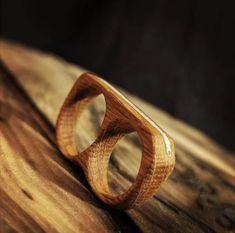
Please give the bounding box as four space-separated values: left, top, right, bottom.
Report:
21 189 34 200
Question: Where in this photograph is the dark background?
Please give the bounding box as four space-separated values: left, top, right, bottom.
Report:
1 0 235 151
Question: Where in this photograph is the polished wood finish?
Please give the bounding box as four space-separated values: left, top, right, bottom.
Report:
0 40 235 233
56 72 175 208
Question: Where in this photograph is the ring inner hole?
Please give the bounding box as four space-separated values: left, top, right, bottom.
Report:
108 132 142 195
75 93 106 152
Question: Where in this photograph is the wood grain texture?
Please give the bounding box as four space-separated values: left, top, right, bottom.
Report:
56 73 175 208
0 64 122 233
1 40 235 233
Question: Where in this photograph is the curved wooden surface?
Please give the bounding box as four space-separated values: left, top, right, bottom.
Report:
56 73 175 208
0 40 235 233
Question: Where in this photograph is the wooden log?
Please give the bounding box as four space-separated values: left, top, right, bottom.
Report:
0 63 124 233
1 40 235 233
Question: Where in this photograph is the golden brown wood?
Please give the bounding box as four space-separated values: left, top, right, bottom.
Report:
1 40 235 233
56 72 175 208
0 63 121 233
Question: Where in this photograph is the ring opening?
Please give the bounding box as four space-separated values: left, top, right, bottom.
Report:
75 93 106 152
108 131 142 195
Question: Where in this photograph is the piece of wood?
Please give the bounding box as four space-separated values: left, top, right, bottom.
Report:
1 40 235 233
0 63 124 233
56 73 175 208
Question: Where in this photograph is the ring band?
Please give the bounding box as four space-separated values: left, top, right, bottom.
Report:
56 72 175 209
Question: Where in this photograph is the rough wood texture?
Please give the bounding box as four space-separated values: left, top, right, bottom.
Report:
0 62 122 233
0 40 235 233
56 73 175 208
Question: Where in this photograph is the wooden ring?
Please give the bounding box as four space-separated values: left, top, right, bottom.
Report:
56 72 175 209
